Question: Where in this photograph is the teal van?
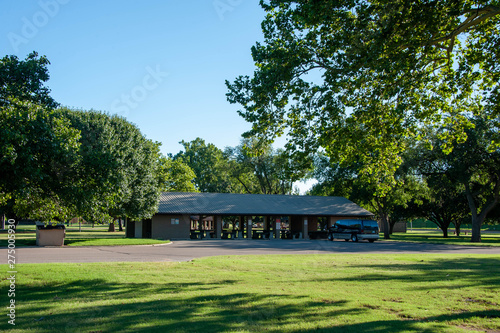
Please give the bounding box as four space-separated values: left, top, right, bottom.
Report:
327 219 379 242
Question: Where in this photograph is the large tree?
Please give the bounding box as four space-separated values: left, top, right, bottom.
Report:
227 0 499 241
413 117 500 241
58 109 162 224
0 53 80 225
310 154 425 238
1 53 164 228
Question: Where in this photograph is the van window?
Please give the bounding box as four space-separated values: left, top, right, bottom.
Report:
334 220 362 230
362 220 379 231
334 221 346 229
350 221 361 229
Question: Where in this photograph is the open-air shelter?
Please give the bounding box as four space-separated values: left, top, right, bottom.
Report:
126 192 374 240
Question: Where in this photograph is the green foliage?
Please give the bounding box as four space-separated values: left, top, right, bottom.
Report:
174 137 310 195
0 53 80 220
309 152 426 238
175 138 241 193
403 139 470 236
0 100 80 196
0 52 224 224
58 108 162 222
227 0 499 198
411 116 500 241
0 52 58 109
13 189 73 224
226 137 308 194
158 156 197 192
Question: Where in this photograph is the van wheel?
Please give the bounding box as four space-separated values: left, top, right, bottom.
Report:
344 239 349 242
368 239 375 243
328 234 333 241
351 234 358 242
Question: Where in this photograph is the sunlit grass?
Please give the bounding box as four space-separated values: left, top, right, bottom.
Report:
0 224 169 247
386 230 500 247
1 254 499 332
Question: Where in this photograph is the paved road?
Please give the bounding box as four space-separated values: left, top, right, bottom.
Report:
3 239 500 264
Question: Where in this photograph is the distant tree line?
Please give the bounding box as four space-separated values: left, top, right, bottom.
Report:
173 136 308 195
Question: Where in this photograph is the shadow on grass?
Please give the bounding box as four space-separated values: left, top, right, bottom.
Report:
8 277 499 333
298 310 500 333
309 257 500 291
0 239 36 247
389 233 500 246
63 238 169 246
7 279 362 333
0 237 167 247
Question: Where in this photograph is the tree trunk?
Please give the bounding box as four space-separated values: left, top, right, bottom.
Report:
381 214 390 239
465 181 499 243
1 215 5 230
441 227 448 238
118 218 123 232
389 220 394 235
108 222 115 232
79 217 81 232
470 215 482 242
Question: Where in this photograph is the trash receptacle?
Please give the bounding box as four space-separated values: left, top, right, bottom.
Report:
36 223 66 246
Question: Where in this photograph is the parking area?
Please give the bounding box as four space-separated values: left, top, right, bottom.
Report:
3 239 500 264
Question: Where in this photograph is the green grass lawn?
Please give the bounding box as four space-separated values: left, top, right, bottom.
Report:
0 224 169 247
386 230 500 247
1 254 499 332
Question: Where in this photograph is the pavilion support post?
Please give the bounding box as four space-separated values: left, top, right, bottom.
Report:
303 217 309 240
215 215 222 239
328 216 339 228
263 216 270 239
286 216 291 239
239 216 244 238
274 217 281 240
247 217 253 239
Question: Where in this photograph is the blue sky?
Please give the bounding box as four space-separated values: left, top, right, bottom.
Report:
1 0 267 153
1 0 315 192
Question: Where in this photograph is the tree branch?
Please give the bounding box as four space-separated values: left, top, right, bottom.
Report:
424 6 500 48
478 177 500 221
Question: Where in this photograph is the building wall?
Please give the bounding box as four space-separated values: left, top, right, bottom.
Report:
308 216 318 232
135 221 143 238
126 220 135 238
152 214 190 239
328 216 347 228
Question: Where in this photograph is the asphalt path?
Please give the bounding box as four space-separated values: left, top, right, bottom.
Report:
3 239 500 264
